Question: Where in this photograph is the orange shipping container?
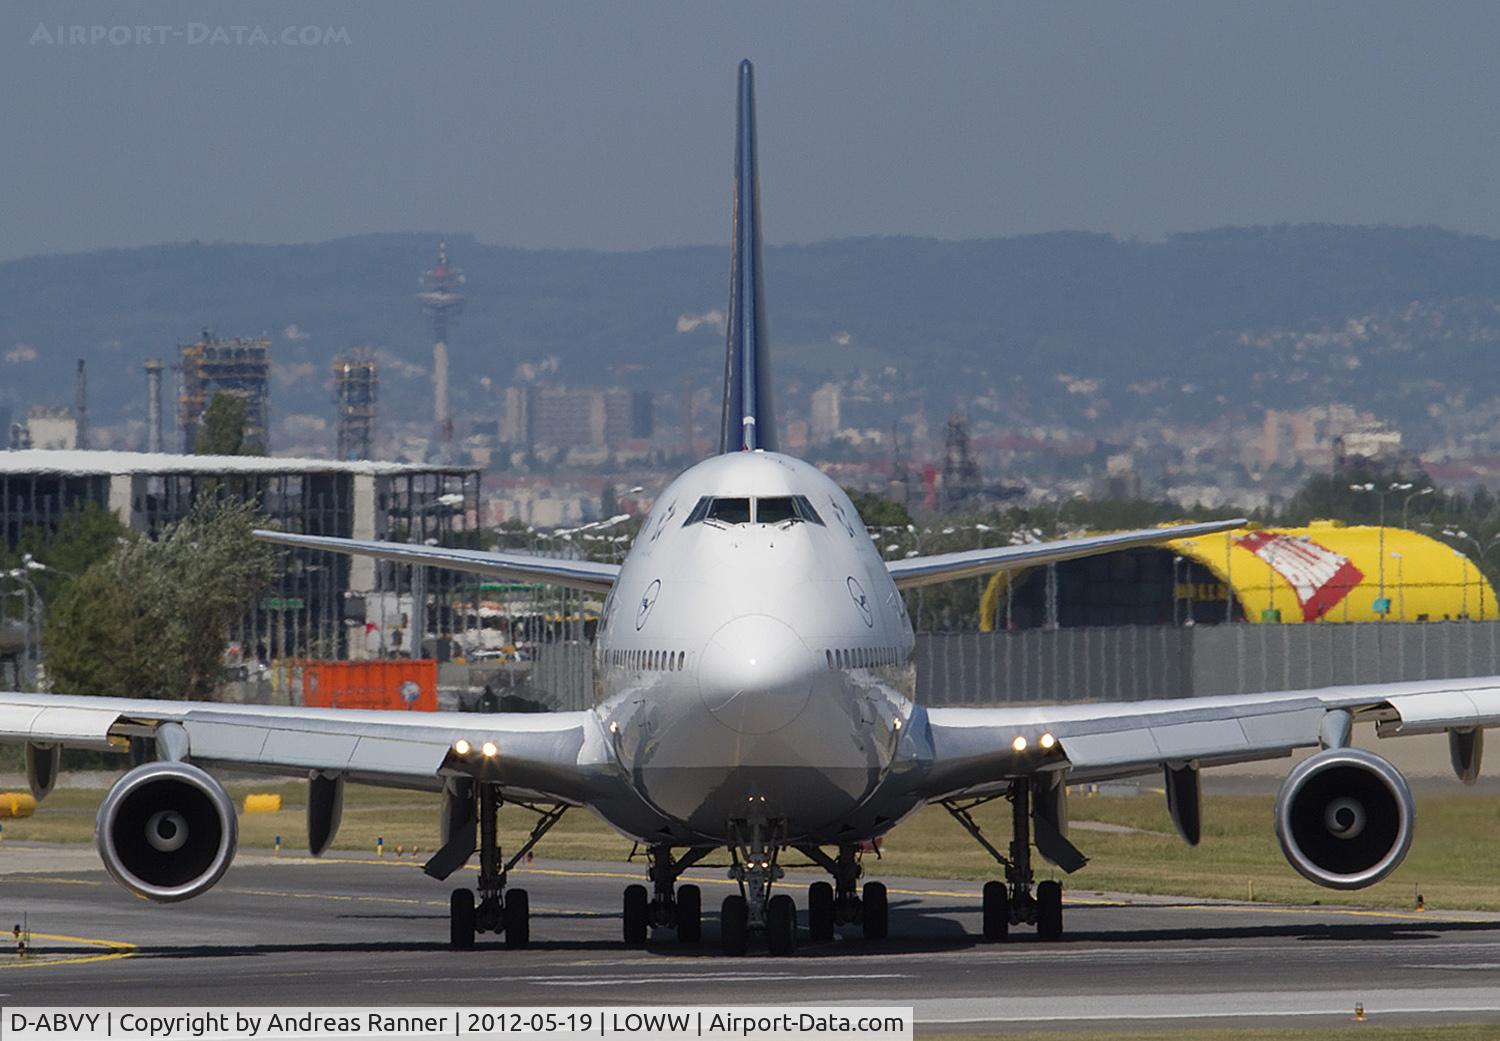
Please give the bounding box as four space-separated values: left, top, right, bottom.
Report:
300 660 438 711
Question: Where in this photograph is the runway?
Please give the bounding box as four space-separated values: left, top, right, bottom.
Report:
4 843 1500 1033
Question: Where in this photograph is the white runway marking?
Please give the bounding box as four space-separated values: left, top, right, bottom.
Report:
428 972 911 987
919 986 1500 1024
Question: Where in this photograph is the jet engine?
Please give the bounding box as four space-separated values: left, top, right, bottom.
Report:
1274 748 1413 890
96 761 237 902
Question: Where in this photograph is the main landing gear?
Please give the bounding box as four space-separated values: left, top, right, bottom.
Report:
944 777 1084 942
622 844 714 946
796 843 886 945
447 783 567 950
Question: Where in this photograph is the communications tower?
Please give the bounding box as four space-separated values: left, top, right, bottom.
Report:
417 242 465 451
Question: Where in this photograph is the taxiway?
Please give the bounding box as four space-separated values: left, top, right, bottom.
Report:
3 844 1499 1033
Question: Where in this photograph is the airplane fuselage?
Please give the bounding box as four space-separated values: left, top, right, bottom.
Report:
590 451 919 845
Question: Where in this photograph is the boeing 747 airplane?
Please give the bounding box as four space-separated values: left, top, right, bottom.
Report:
3 61 1498 956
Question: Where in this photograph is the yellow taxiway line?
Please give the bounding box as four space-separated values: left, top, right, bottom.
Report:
0 931 136 970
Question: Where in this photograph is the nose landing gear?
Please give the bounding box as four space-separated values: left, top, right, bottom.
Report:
723 818 787 955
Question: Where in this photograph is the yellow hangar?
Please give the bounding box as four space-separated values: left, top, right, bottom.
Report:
980 521 1496 631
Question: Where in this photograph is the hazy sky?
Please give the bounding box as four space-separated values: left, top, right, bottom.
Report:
4 1 1500 260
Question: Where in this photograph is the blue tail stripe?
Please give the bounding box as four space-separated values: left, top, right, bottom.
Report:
720 59 776 453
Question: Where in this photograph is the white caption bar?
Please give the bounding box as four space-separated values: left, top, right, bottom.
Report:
1 1006 914 1041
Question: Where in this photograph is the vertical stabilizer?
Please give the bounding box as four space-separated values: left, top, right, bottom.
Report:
719 59 777 453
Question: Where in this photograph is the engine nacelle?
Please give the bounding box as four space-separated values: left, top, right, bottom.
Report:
1274 748 1413 890
96 762 237 902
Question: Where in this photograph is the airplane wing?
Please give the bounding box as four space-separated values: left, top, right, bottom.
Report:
909 675 1500 799
885 518 1246 590
0 690 613 805
253 530 620 594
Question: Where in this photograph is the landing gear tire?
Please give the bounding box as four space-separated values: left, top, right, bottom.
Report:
861 881 888 940
767 894 798 956
981 880 1009 942
676 884 702 943
503 888 530 949
1036 880 1063 940
623 883 649 945
720 894 749 957
450 888 476 949
807 881 835 943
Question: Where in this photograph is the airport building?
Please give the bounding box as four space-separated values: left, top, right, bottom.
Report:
0 450 481 663
982 521 1495 631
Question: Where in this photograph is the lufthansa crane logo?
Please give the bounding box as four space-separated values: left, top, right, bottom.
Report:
636 579 662 630
847 576 874 627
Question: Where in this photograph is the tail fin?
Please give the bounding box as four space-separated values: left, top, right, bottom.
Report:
719 59 777 453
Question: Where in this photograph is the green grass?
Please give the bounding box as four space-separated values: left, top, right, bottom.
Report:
870 788 1500 912
7 781 1500 912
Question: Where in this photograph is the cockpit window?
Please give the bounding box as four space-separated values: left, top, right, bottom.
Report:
683 496 713 526
683 494 826 527
756 496 798 525
706 497 752 524
792 495 824 525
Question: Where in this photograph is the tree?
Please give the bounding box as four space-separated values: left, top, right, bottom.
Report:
7 502 126 605
844 489 914 529
46 500 276 700
195 392 248 455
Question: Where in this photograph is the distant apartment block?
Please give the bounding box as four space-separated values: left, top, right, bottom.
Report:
501 385 654 450
810 383 842 441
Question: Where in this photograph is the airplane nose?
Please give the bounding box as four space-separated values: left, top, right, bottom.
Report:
697 615 814 735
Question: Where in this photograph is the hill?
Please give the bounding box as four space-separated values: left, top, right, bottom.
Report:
3 226 1499 445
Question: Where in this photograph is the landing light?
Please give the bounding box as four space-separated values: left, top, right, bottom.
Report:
1040 732 1056 750
453 739 472 756
1012 736 1028 752
481 741 498 758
